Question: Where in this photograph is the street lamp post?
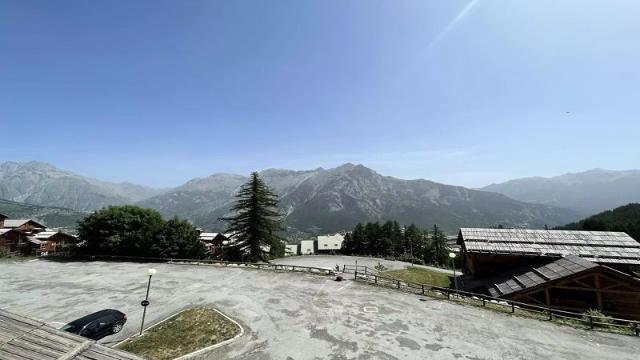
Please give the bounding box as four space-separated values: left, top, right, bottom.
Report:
139 268 156 335
449 252 458 294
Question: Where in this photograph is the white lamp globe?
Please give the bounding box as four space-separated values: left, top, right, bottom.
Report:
147 268 157 276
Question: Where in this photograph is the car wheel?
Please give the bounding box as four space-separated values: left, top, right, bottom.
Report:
112 322 124 334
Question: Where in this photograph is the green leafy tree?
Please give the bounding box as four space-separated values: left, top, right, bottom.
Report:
77 205 205 258
220 172 285 262
156 217 206 258
78 205 165 256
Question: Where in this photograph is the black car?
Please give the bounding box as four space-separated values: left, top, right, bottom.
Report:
61 309 127 340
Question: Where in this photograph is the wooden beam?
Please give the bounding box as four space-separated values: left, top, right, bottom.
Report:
594 274 603 310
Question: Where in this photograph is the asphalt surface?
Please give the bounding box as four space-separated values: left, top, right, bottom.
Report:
0 258 637 360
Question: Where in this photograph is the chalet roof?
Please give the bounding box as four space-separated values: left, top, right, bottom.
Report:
2 219 46 229
484 256 598 297
33 231 78 240
0 213 7 219
0 309 142 360
26 236 45 245
459 228 640 265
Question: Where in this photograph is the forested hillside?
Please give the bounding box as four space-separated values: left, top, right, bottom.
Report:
557 203 640 241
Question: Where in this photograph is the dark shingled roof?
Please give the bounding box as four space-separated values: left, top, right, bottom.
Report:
0 309 142 360
485 255 601 297
459 228 640 265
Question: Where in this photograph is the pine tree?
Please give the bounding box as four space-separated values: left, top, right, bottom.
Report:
431 224 448 266
219 172 284 262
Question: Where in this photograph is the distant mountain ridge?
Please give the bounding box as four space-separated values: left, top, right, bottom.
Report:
481 169 640 215
1 161 582 234
139 163 581 234
0 161 164 211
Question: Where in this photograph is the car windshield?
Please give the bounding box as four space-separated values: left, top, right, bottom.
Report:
60 324 79 332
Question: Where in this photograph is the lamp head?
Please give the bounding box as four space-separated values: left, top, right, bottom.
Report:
448 252 456 259
147 268 157 276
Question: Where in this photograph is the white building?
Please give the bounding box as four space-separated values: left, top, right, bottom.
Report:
285 244 298 256
317 233 344 252
300 240 315 255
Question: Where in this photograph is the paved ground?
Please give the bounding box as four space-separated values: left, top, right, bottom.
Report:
273 255 455 274
0 258 637 360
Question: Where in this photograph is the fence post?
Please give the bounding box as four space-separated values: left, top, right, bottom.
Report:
589 315 594 329
511 303 515 313
342 264 345 272
447 291 450 300
548 311 552 321
364 267 368 276
375 276 378 285
354 270 358 280
482 297 486 307
635 322 639 336
421 284 425 295
397 280 400 289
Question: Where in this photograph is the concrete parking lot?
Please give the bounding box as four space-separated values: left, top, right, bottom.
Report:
0 258 637 360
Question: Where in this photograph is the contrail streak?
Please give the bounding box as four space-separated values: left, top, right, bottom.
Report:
424 0 481 55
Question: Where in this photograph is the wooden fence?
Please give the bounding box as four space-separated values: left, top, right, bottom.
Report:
342 265 640 336
47 254 336 276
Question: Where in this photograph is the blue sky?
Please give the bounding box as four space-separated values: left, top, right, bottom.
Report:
1 0 639 188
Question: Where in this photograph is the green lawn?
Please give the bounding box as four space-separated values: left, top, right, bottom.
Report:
382 266 451 287
118 307 240 360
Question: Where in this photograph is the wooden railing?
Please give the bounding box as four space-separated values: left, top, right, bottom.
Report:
344 265 640 336
46 254 336 276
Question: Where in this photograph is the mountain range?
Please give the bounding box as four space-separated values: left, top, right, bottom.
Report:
0 161 587 235
481 169 640 215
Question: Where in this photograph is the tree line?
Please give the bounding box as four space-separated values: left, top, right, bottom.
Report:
76 172 286 262
341 221 453 266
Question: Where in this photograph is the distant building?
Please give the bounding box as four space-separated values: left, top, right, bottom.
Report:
198 232 231 257
285 244 299 256
1 215 76 256
317 233 344 252
0 228 35 256
300 240 315 255
2 219 46 233
31 231 79 255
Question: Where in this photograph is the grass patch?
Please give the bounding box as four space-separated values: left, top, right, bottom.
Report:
117 307 240 360
382 266 450 287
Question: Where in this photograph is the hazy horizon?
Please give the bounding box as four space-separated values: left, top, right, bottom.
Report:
2 1 639 188
1 159 638 190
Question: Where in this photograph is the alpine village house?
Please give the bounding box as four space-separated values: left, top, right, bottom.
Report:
0 213 78 256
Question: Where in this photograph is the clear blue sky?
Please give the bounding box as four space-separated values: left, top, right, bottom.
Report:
1 0 639 188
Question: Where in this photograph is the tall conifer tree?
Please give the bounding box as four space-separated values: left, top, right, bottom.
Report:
220 172 284 262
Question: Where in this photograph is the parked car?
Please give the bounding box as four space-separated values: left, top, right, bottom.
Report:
61 309 127 340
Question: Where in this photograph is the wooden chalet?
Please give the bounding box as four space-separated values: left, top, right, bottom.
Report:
458 228 640 277
198 232 230 257
0 309 142 360
458 228 640 320
31 231 79 254
473 256 640 320
2 219 46 233
0 228 39 256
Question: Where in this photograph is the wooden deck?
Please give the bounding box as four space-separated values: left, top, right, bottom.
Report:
0 309 142 360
